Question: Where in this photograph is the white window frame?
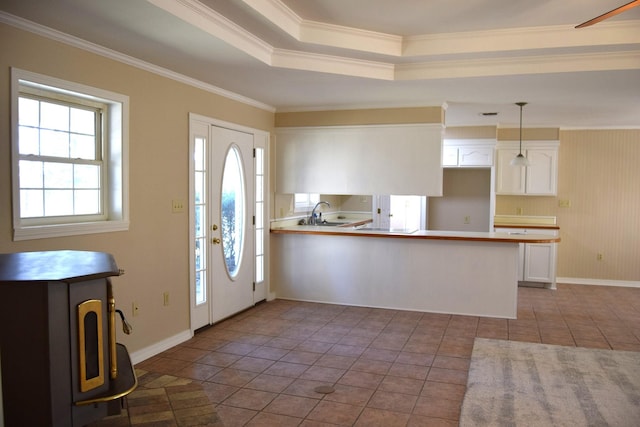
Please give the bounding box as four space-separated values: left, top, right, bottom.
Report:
11 68 129 240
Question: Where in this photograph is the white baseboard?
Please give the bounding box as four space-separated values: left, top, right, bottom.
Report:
556 277 640 288
129 329 193 365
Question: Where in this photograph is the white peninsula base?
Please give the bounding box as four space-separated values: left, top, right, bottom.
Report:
272 233 520 319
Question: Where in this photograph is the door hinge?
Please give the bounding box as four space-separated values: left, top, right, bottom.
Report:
253 282 256 291
253 215 255 225
253 148 256 158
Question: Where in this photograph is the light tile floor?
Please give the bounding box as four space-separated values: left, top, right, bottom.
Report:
90 284 640 426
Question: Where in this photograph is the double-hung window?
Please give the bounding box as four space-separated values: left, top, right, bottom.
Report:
11 68 129 240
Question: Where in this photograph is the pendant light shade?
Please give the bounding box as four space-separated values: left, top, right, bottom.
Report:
510 102 530 167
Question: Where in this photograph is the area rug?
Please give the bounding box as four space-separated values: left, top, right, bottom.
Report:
460 338 640 426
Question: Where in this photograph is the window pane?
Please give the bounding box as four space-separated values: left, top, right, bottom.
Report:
221 146 245 279
195 269 206 305
194 137 205 170
19 126 39 155
20 189 43 217
19 160 43 188
255 255 264 283
75 189 101 214
70 133 96 160
195 239 204 270
255 147 263 175
74 164 100 189
255 203 263 229
19 97 39 127
40 101 69 131
255 176 263 203
255 230 263 255
44 162 73 188
70 108 95 135
40 129 69 157
45 190 73 216
195 172 204 204
195 205 205 238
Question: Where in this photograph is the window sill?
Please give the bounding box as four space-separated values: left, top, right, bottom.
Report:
13 220 129 241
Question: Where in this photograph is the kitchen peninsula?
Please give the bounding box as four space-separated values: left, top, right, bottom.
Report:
271 225 560 319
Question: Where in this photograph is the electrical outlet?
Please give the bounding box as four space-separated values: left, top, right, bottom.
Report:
559 199 572 208
597 253 604 261
516 207 523 215
172 199 185 213
464 215 471 224
132 301 139 317
163 292 170 306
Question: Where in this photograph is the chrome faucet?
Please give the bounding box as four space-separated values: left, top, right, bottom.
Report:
310 201 330 225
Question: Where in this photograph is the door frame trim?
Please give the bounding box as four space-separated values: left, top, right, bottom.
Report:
188 113 270 333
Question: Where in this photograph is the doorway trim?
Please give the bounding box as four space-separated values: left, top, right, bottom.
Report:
188 113 270 333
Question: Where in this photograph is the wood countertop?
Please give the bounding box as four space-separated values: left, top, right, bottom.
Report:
270 226 560 244
494 223 560 230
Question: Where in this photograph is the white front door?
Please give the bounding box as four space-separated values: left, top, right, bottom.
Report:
210 126 255 323
190 119 260 330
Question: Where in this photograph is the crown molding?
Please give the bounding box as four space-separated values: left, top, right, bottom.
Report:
148 0 640 81
5 1 639 97
242 0 640 58
0 11 275 112
404 20 640 57
299 20 402 56
243 0 402 56
272 48 395 79
396 50 640 80
149 0 273 63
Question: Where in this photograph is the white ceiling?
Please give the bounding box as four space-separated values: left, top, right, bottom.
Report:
1 0 639 128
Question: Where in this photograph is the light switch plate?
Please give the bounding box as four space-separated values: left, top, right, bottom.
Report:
172 199 185 213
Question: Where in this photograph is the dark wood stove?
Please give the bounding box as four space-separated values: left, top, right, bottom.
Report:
0 250 136 426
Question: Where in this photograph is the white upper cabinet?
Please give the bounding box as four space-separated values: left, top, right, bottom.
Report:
443 139 495 167
496 141 559 196
275 124 444 196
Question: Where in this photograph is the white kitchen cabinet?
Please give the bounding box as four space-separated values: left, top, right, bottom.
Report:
275 124 444 196
443 139 495 167
495 141 559 195
495 227 558 289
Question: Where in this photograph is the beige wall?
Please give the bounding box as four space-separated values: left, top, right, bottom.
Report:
429 169 492 232
497 129 640 282
444 126 497 139
0 23 274 353
275 106 443 127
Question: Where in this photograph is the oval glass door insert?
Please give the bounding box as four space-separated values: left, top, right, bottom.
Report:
221 145 245 278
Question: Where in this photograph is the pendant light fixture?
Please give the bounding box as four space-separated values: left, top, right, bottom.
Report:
511 102 530 167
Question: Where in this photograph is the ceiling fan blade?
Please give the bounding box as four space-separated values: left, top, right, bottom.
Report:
575 0 640 28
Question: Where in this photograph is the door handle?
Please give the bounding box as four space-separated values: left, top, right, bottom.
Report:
212 237 221 244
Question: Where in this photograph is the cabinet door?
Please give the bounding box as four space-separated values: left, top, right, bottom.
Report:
442 146 459 166
524 243 555 282
459 147 493 166
275 125 443 195
525 149 557 195
496 149 526 194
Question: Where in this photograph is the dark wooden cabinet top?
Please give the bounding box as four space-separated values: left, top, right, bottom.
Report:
0 250 120 284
